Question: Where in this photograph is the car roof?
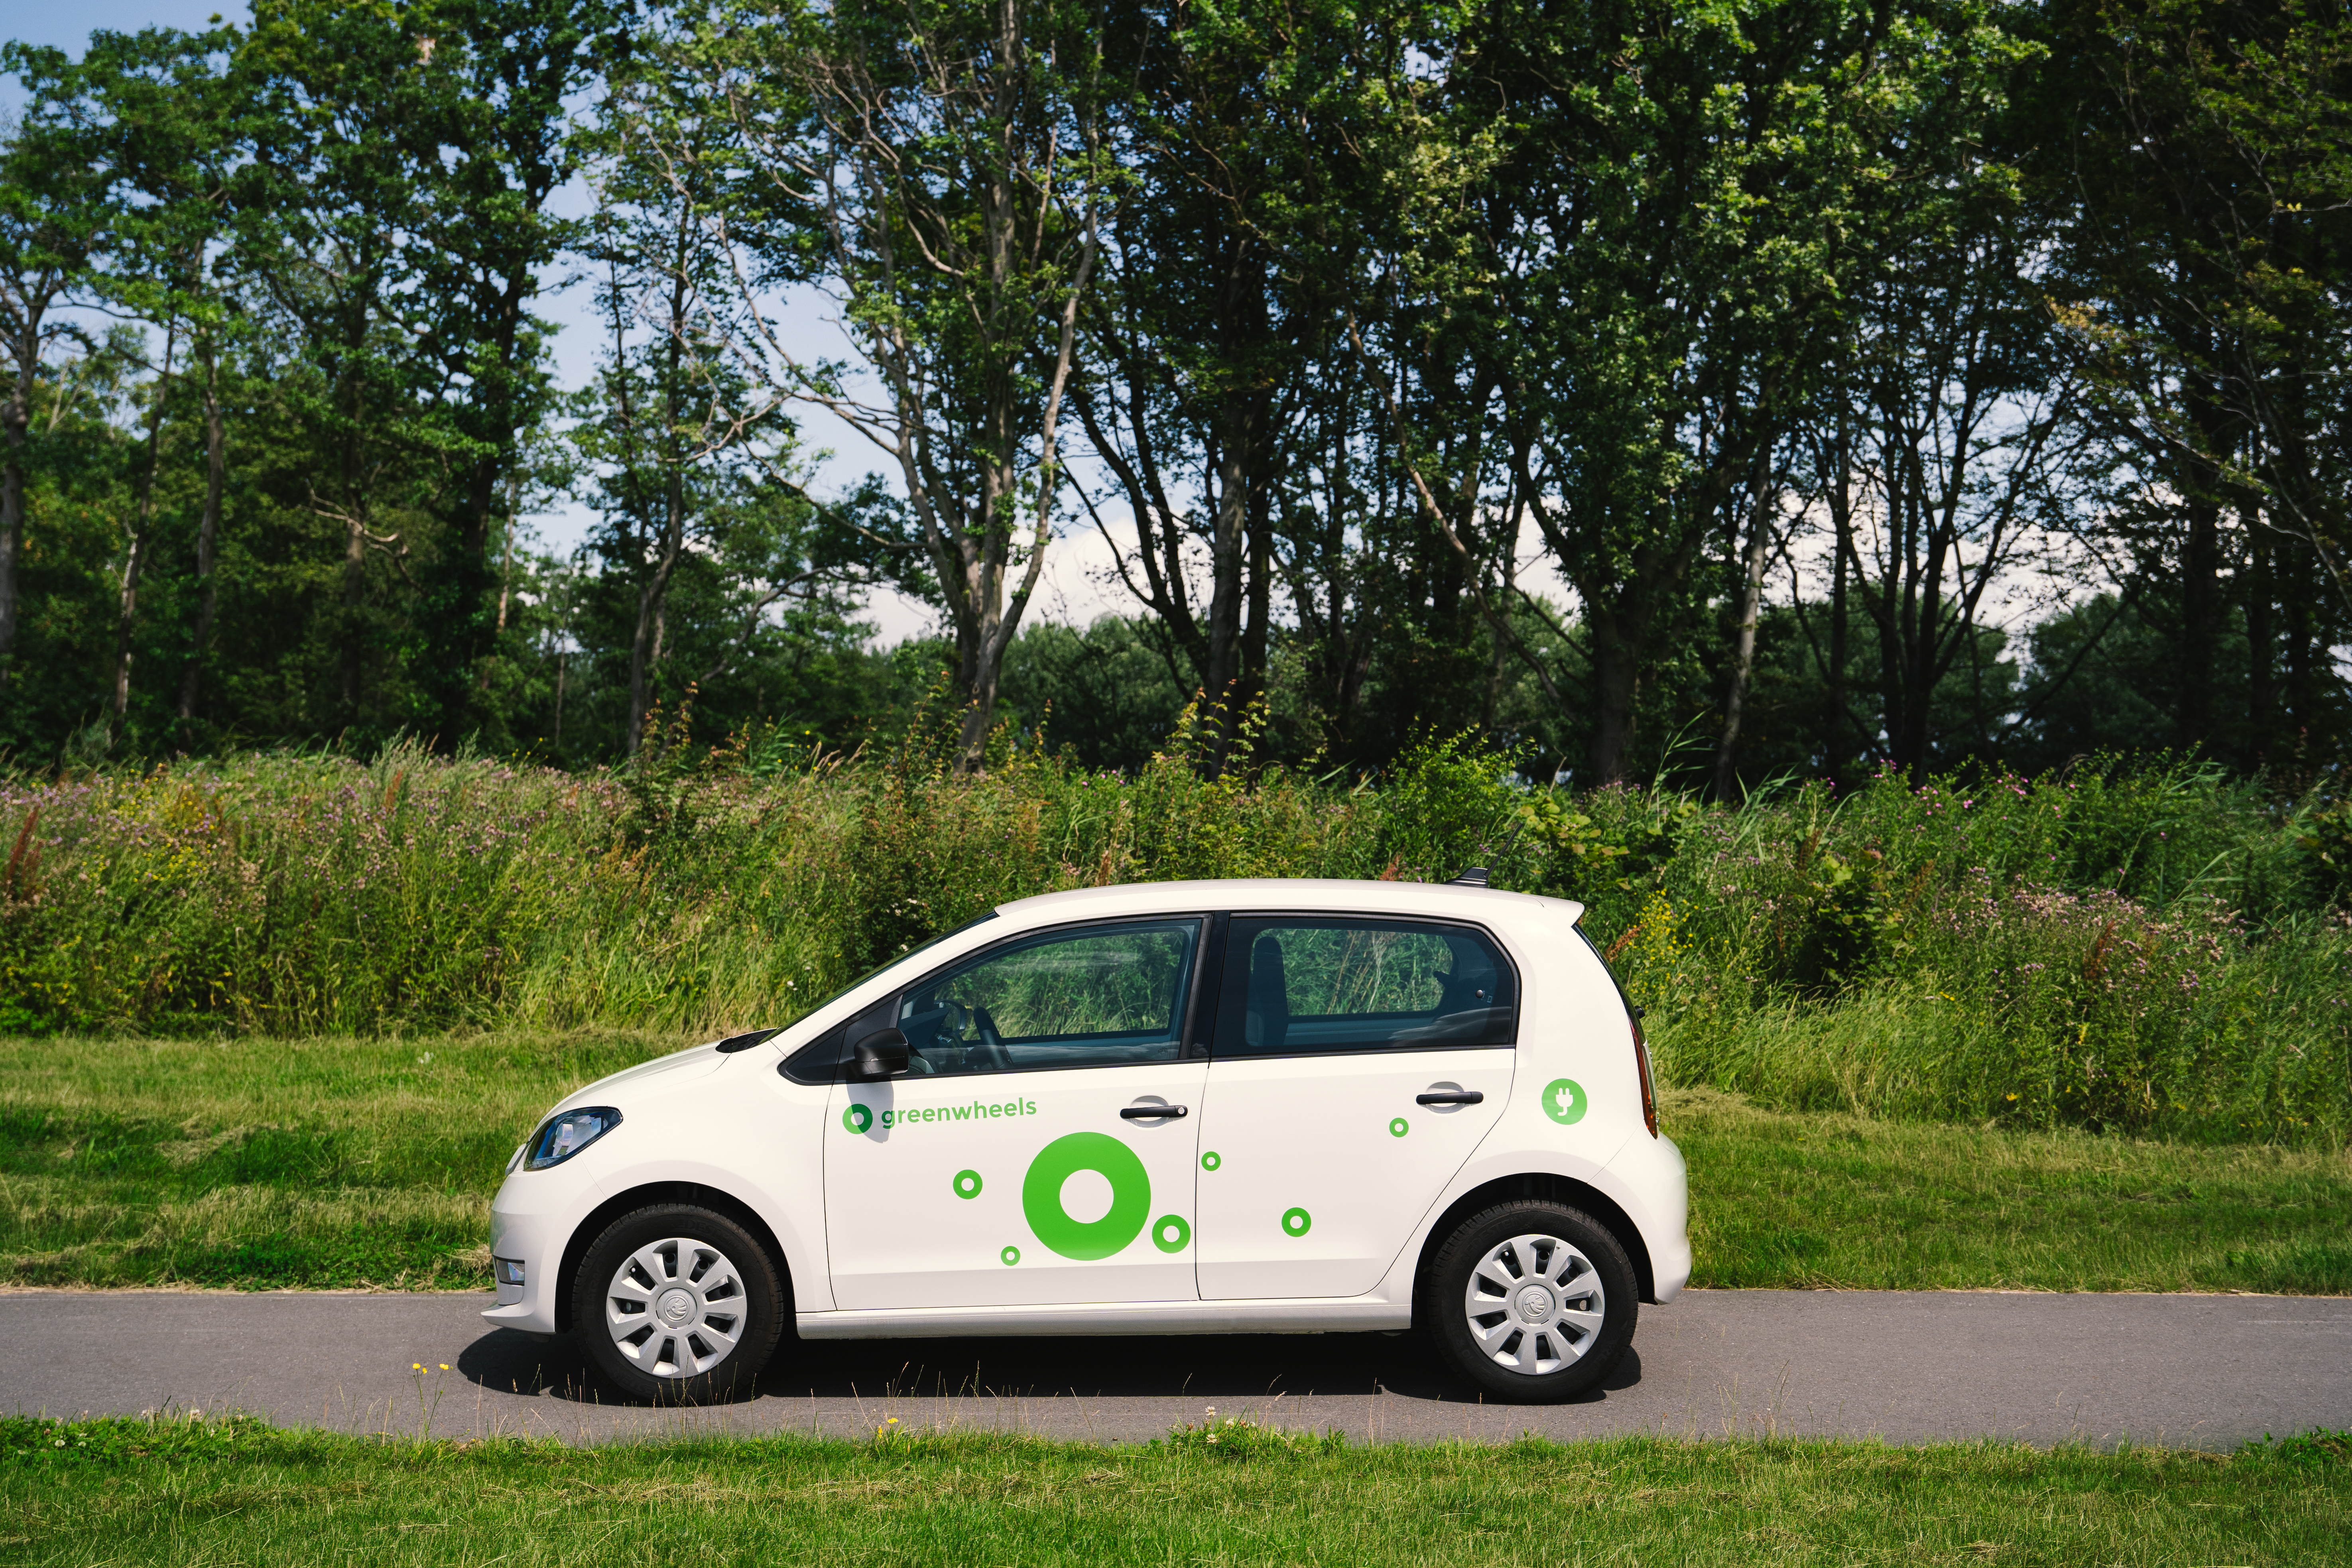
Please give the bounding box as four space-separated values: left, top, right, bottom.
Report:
994 878 1583 929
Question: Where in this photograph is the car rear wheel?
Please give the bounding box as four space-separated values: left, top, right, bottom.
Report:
573 1204 784 1403
1425 1199 1637 1401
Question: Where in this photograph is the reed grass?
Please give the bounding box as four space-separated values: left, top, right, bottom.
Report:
1 718 2344 1143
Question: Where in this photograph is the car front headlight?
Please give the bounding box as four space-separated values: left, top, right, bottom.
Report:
524 1106 623 1171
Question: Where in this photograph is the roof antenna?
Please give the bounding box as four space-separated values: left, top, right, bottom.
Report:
1448 823 1523 887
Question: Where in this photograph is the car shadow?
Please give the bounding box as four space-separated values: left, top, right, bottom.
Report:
457 1326 1645 1411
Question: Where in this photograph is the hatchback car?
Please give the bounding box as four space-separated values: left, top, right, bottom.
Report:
484 878 1690 1403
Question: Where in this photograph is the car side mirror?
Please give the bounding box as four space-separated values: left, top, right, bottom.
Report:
850 1027 910 1080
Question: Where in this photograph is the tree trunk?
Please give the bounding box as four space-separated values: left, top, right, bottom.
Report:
2243 496 2271 768
626 467 685 755
2179 492 2220 749
0 293 44 675
1712 480 1775 799
177 342 225 730
340 509 368 714
112 326 178 737
1585 600 1647 787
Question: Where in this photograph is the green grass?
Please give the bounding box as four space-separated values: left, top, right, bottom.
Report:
4 1031 2348 1294
1670 1088 2352 1294
3 1414 2348 1565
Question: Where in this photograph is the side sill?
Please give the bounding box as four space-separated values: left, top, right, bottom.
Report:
796 1298 1415 1340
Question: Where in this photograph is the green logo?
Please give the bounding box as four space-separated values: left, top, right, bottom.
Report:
1021 1132 1152 1260
1281 1206 1312 1237
1201 1151 1221 1172
953 1169 983 1200
1000 1245 1020 1266
1388 1117 1409 1138
1542 1078 1588 1125
842 1103 873 1134
1151 1214 1191 1253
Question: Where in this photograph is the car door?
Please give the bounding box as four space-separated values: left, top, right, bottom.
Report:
824 917 1208 1311
1193 916 1516 1300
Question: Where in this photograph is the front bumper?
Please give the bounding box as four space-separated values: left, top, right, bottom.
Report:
480 1179 570 1335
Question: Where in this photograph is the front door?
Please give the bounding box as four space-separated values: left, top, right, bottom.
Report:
825 918 1207 1311
1193 917 1517 1299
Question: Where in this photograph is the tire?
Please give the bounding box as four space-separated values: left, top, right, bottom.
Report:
571 1204 785 1404
1424 1199 1638 1402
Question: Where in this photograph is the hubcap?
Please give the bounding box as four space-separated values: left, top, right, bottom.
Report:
1462 1232 1607 1377
604 1237 748 1379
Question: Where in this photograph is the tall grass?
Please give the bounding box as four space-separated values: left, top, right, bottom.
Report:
1 709 2344 1143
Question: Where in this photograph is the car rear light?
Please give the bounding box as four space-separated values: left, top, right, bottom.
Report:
1629 1009 1658 1138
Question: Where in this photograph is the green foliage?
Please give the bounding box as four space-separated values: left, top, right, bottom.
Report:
0 738 2344 1141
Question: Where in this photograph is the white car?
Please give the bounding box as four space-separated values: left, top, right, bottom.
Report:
484 878 1690 1403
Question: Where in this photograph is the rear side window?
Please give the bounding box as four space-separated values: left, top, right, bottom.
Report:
1210 917 1517 1057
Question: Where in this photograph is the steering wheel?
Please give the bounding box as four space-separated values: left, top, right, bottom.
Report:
970 1005 1013 1071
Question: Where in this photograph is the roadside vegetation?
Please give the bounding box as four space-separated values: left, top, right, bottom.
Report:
5 1031 2348 1294
3 1413 2347 1566
4 728 2346 1140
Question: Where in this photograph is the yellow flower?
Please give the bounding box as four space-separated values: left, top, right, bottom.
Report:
439 1364 449 1371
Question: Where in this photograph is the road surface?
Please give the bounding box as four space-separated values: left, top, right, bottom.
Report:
5 1288 2346 1450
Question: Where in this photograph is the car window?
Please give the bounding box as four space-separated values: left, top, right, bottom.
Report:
1211 918 1517 1056
894 919 1201 1076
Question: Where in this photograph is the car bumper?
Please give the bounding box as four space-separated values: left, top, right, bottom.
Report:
1606 1130 1692 1302
480 1178 569 1336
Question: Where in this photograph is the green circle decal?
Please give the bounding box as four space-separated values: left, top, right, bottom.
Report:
1201 1151 1222 1171
1000 1245 1020 1266
1542 1078 1589 1125
1151 1214 1191 1253
1281 1206 1312 1237
842 1103 873 1134
953 1169 983 1199
1021 1132 1152 1260
1389 1116 1409 1138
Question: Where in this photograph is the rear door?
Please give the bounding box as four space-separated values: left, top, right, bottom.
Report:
1192 917 1516 1299
824 917 1208 1310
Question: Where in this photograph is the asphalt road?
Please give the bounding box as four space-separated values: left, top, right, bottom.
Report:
6 1289 2348 1450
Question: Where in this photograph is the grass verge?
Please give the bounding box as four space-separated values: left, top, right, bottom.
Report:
3 1033 2348 1294
4 1413 2348 1566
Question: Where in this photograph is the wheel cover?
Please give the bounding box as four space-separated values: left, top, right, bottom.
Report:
602 1236 748 1379
1460 1232 1607 1376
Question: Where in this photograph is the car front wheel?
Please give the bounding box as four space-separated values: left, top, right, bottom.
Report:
1426 1199 1637 1401
572 1204 785 1403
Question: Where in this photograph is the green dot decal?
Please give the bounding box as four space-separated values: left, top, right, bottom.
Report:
1021 1132 1152 1261
1201 1151 1221 1171
842 1103 873 1134
1151 1214 1191 1253
1000 1245 1020 1266
1389 1117 1409 1138
1541 1078 1589 1125
1281 1206 1312 1237
953 1169 983 1199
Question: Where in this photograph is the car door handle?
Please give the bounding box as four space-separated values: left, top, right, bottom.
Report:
1416 1090 1484 1106
1120 1104 1188 1120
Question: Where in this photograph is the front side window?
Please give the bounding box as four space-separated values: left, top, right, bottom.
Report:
1212 918 1517 1056
894 919 1201 1076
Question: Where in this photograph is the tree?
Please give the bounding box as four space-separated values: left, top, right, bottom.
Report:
0 55 111 679
2031 0 2352 763
648 0 1110 771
